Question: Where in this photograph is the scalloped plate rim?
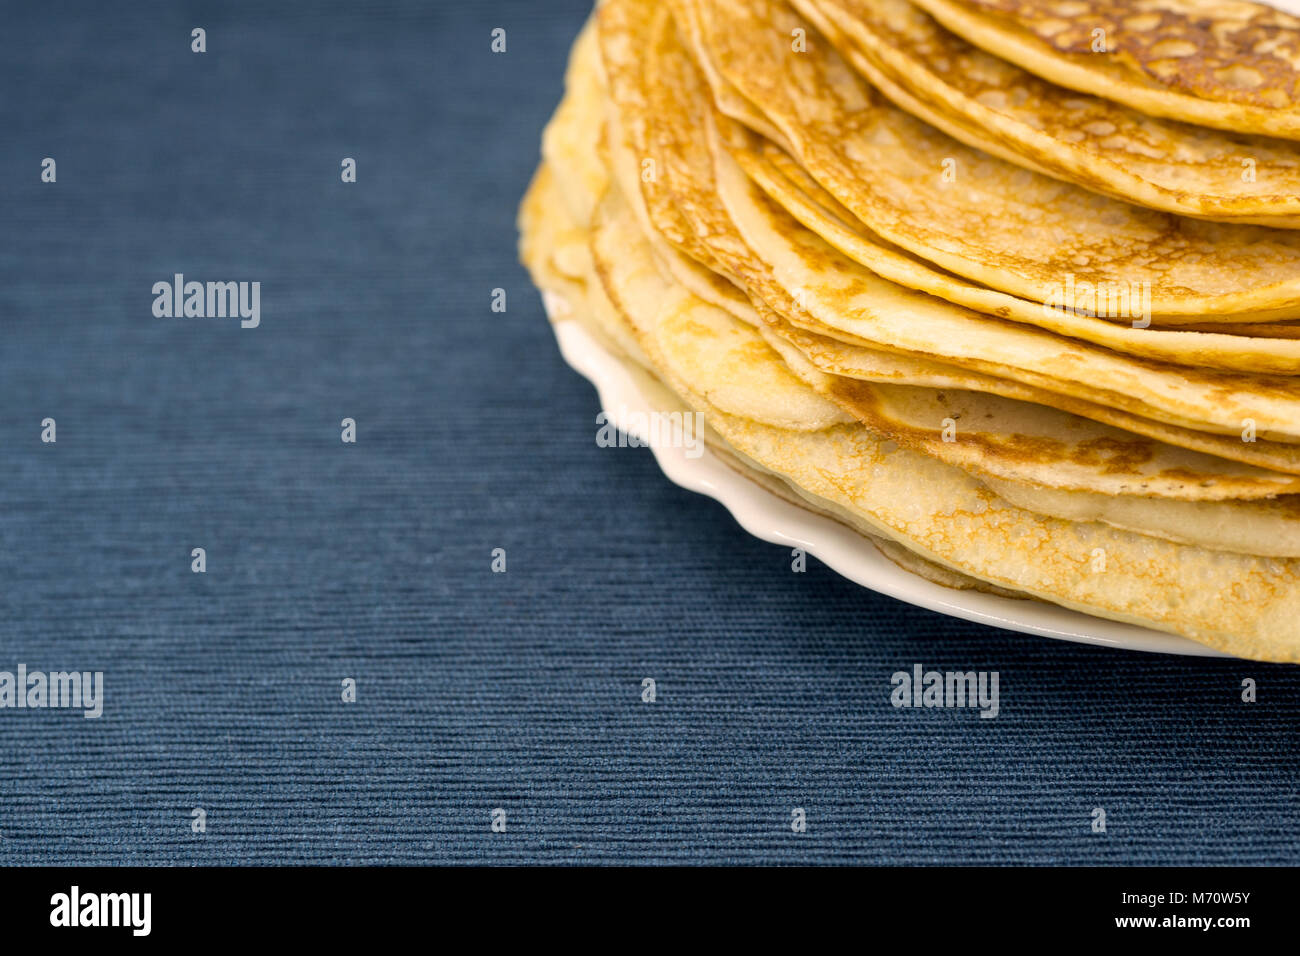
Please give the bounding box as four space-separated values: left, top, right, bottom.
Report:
545 294 1231 658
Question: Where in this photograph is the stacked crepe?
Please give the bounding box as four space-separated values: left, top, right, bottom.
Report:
519 0 1300 661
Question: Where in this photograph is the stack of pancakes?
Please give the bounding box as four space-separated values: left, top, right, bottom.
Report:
519 0 1300 661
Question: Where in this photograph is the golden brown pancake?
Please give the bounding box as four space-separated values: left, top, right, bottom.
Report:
796 0 1300 225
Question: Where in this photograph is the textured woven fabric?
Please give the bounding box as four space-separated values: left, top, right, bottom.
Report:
0 0 1296 866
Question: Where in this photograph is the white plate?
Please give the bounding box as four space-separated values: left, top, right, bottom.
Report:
547 296 1229 658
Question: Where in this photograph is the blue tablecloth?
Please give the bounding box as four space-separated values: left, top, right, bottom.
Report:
1 0 1295 866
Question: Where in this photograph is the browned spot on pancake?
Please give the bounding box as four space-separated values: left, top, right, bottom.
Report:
1153 467 1219 485
993 434 1159 474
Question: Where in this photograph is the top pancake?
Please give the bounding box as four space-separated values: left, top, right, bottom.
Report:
915 0 1300 136
799 0 1300 225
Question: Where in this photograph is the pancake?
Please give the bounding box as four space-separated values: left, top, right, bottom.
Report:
796 0 1300 225
739 127 1300 371
745 139 1300 340
708 424 1029 596
982 476 1300 558
770 316 1300 477
913 0 1300 138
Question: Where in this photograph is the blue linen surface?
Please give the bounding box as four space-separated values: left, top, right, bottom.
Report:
0 0 1295 866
